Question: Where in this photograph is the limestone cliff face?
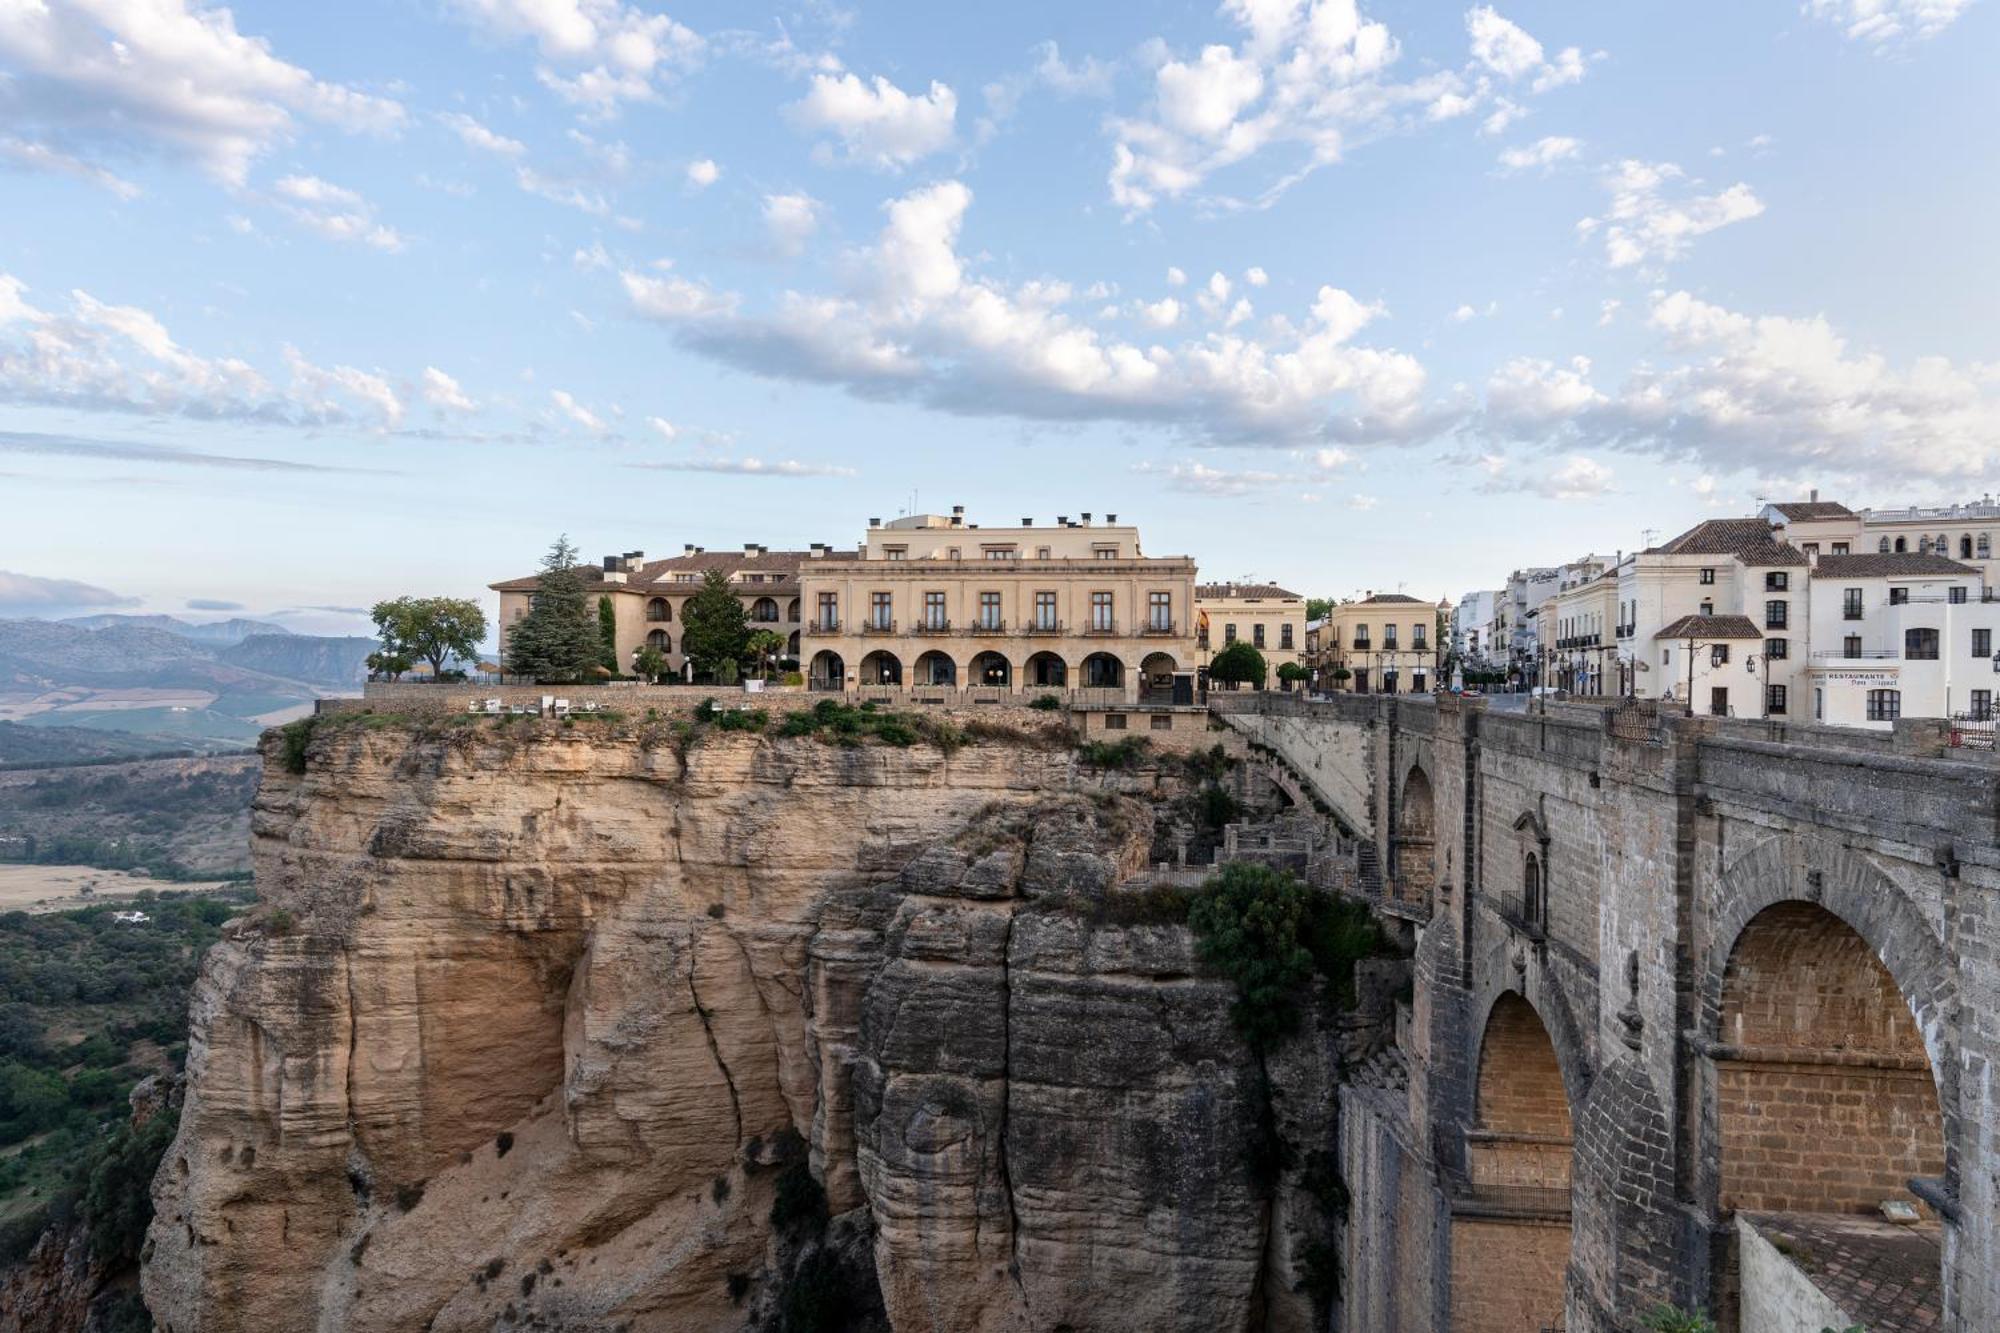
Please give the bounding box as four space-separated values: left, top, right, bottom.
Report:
143 720 1340 1332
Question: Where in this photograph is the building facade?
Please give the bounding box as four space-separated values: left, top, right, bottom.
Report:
1195 583 1307 685
1322 593 1444 694
1803 552 2000 728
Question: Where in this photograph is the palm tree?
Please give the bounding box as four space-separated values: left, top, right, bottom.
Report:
745 629 787 681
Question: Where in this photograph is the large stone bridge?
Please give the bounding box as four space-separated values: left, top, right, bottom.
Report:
1213 692 1997 1333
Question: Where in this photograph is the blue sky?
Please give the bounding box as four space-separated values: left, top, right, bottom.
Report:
1 0 1995 632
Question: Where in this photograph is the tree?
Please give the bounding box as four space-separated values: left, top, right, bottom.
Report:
1277 661 1308 689
371 596 488 678
1209 641 1268 689
680 569 749 682
502 536 600 683
365 650 412 682
1306 598 1334 622
597 596 620 676
633 644 669 684
745 629 787 681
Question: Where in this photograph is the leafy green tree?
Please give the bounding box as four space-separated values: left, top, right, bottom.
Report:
1277 661 1308 688
633 644 669 684
597 596 620 676
503 536 599 683
370 596 488 678
745 629 787 681
1187 862 1380 1051
680 570 749 682
1306 598 1334 622
1209 641 1268 688
364 650 412 682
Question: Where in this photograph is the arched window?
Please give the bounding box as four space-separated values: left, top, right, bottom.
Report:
1962 535 1975 559
1522 853 1545 931
646 629 670 651
752 597 780 623
1893 536 1907 553
1918 536 1933 555
1878 537 1892 553
646 597 671 622
1980 534 1992 559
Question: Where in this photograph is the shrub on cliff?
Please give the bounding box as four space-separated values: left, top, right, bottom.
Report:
1188 862 1381 1051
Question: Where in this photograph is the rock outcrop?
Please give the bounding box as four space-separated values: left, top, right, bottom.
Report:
143 717 1366 1332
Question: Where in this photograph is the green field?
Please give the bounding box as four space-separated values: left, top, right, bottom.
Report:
19 707 263 744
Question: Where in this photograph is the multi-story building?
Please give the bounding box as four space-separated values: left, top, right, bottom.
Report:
1547 560 1621 696
795 509 1199 700
1451 589 1501 669
1322 593 1444 695
492 544 807 679
1195 583 1306 684
1803 552 2000 728
1493 567 1561 684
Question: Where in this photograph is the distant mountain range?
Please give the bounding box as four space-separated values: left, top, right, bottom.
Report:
60 613 293 646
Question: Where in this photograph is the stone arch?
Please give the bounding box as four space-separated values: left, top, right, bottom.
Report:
808 650 844 691
1079 652 1124 689
645 628 670 652
786 597 800 621
968 650 1011 687
786 630 800 660
1024 651 1066 688
1453 991 1577 1333
1393 764 1437 909
913 650 957 686
751 596 781 623
1138 651 1179 698
858 650 902 686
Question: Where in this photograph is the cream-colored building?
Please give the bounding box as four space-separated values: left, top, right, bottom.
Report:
1195 583 1306 685
796 509 1199 700
1321 593 1444 694
492 544 807 680
1547 560 1621 696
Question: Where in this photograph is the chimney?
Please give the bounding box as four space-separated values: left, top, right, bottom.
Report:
951 504 965 516
1057 515 1069 526
1106 513 1117 524
1021 516 1033 526
744 542 758 554
869 517 881 528
1809 488 1818 502
1081 512 1093 525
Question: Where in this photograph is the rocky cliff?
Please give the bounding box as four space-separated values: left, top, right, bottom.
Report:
142 715 1378 1332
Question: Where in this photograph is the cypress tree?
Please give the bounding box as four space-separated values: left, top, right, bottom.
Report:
598 595 620 676
504 536 599 683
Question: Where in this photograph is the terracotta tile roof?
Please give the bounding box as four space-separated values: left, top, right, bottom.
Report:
1653 614 1763 641
1813 552 1977 578
1197 582 1303 600
1358 592 1429 604
1646 518 1776 556
1767 500 1856 521
491 548 811 594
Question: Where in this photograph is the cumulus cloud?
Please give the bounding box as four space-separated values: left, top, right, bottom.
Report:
1578 160 1763 270
0 137 141 199
439 111 525 157
0 570 138 615
762 191 823 255
1476 452 1614 499
1478 291 2000 484
446 0 703 113
686 157 719 187
621 179 1434 446
422 367 476 412
0 0 403 186
1133 459 1290 496
789 72 958 168
0 274 407 429
272 174 405 251
1104 1 1588 214
515 164 610 215
1804 0 1973 45
1497 134 1580 172
981 40 1115 132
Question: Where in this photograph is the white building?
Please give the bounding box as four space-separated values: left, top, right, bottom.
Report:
1803 552 2000 728
1453 589 1501 665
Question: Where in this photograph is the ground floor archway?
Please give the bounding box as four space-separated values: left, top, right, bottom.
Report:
914 650 956 686
1081 653 1124 689
809 650 844 691
1026 652 1066 687
858 650 902 685
969 651 1011 687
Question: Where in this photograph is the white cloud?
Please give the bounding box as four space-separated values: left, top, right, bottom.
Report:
1450 301 1498 323
621 178 1434 446
646 415 679 440
1579 160 1763 270
550 388 607 431
0 273 411 430
981 40 1115 131
1137 297 1183 329
627 456 855 477
1348 494 1380 510
1804 0 1973 45
1497 135 1580 172
762 192 823 255
515 164 610 215
1133 459 1289 496
1478 451 1614 499
422 367 476 412
0 0 403 186
686 157 719 187
1166 266 1188 286
1598 298 1621 326
789 72 957 169
0 137 141 199
272 175 405 251
1245 266 1269 287
1466 7 1544 78
446 0 703 113
439 111 525 157
0 571 138 614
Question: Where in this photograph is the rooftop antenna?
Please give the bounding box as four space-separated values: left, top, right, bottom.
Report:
1640 527 1659 548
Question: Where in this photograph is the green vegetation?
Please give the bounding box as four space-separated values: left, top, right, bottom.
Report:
0 894 245 1264
745 628 788 682
371 596 489 679
280 716 318 773
769 1159 829 1238
1305 598 1334 622
1187 862 1382 1051
0 760 259 880
1208 641 1268 688
1028 695 1062 711
1640 1308 1717 1333
503 536 600 684
633 643 670 684
17 707 263 745
1277 662 1309 687
1078 735 1149 769
597 596 620 676
680 570 750 683
771 699 964 752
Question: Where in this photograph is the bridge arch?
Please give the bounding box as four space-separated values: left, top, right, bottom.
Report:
1393 764 1436 911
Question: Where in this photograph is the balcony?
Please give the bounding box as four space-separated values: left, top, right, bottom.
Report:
1083 619 1119 636
805 620 841 635
1811 648 1897 660
1352 639 1372 652
860 619 897 635
1018 620 1065 635
968 620 1008 635
1139 620 1178 636
910 620 953 635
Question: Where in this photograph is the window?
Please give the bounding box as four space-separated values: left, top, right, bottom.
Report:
1224 622 1237 644
1766 637 1789 659
1094 546 1119 560
1034 591 1057 630
1522 853 1545 931
1766 684 1788 715
923 591 947 629
983 547 1016 560
1281 623 1294 650
1765 600 1788 629
1090 591 1114 631
1148 591 1172 631
1036 546 1052 560
869 592 892 629
1833 542 1850 555
1711 644 1730 666
1151 714 1173 731
1981 534 1993 558
1950 586 1968 604
646 598 671 622
1700 567 1716 585
1843 588 1864 620
1890 586 1910 606
1867 689 1901 722
1765 571 1789 591
1815 687 1824 720
1976 628 1992 658
1104 713 1127 730
1253 623 1266 649
1700 600 1714 617
1879 537 1892 553
1971 690 1994 722
948 547 961 561
978 591 1002 629
884 546 907 561
1895 537 1908 553
1353 624 1371 648
1905 628 1939 659
1384 625 1399 650
816 593 838 630
1844 634 1862 659
1414 624 1428 649
1963 536 1976 560
1802 543 1819 558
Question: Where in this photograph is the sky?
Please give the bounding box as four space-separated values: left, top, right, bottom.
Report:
1 0 1996 633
